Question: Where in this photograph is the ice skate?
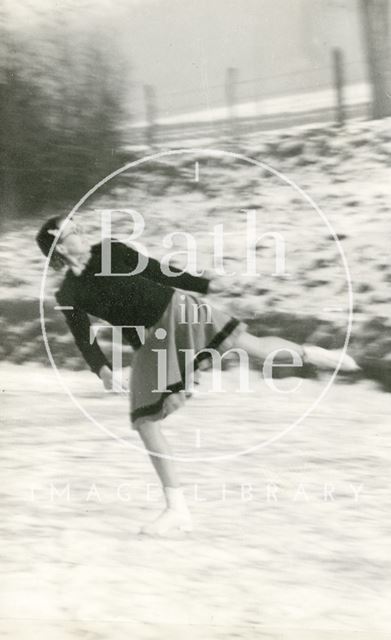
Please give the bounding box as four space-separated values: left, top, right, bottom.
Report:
303 345 360 372
139 508 193 536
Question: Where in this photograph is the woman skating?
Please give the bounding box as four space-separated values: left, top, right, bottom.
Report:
37 216 358 536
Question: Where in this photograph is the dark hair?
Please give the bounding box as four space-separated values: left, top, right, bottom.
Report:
36 215 66 271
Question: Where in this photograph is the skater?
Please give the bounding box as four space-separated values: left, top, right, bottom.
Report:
37 216 358 535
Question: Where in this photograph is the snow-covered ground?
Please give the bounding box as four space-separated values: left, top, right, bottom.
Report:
1 363 391 638
1 115 391 638
1 116 390 387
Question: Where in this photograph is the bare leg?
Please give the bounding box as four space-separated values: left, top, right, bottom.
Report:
232 331 359 372
233 331 303 363
138 420 180 488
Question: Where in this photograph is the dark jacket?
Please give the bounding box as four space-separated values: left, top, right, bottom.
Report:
55 241 210 375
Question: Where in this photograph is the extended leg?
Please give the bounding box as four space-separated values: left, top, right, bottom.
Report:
233 331 303 363
233 330 358 371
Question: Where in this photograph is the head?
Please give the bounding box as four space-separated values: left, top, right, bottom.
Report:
36 216 90 270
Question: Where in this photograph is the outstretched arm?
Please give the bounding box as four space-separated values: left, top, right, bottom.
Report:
56 296 112 377
119 242 210 294
56 298 129 391
61 307 112 376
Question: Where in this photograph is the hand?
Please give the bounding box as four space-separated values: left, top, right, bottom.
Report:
207 275 229 294
207 274 242 294
99 365 129 393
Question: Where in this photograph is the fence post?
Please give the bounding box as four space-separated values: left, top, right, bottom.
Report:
225 67 239 143
332 48 345 126
144 84 157 148
359 0 391 119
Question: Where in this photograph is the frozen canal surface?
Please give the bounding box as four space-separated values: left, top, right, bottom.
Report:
1 363 391 639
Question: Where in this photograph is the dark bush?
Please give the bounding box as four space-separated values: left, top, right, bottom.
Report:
0 11 128 220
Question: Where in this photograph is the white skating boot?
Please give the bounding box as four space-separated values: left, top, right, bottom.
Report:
303 345 360 372
140 487 193 536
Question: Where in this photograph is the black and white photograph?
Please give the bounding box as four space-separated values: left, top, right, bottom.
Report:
1 1 391 638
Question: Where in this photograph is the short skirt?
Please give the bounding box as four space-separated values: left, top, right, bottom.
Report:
130 290 247 429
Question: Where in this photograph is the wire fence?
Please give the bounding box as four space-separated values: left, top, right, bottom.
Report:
127 53 376 123
122 48 391 148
